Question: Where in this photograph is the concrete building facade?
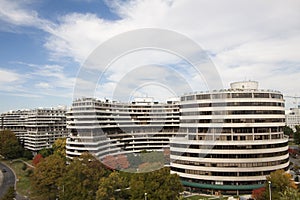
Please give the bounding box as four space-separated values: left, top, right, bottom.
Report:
1 107 67 152
170 81 289 194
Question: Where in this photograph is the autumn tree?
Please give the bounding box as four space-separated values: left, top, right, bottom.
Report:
252 187 265 200
280 187 300 200
102 155 118 170
96 171 129 200
31 154 66 200
265 169 297 200
32 154 43 166
53 138 66 157
58 153 110 200
0 130 23 159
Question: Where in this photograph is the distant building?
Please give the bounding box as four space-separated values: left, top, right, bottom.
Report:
286 107 300 131
0 110 29 145
1 107 67 153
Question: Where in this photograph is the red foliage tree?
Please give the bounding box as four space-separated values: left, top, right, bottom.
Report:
252 187 265 200
116 154 129 169
102 155 117 170
32 154 43 166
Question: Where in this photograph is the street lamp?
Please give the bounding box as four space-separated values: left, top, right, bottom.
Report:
268 181 272 200
144 192 147 200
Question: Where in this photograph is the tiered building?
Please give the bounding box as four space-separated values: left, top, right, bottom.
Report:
170 81 289 194
1 107 67 153
0 110 29 144
66 97 180 161
24 107 67 152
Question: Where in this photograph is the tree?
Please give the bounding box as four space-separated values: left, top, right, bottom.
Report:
31 154 66 200
130 167 183 200
39 148 53 158
32 154 43 166
58 153 110 200
294 125 300 144
0 130 23 159
96 171 129 200
280 187 300 200
283 125 294 137
252 187 265 200
22 149 33 160
265 169 297 200
53 138 66 157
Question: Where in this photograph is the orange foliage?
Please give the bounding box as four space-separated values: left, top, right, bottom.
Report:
252 187 265 200
32 154 43 166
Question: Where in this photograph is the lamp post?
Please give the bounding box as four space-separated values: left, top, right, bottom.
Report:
268 181 272 200
144 192 147 200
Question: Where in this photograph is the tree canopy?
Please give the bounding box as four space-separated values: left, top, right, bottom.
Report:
294 125 300 144
58 153 110 200
31 154 66 200
265 169 298 200
28 152 183 200
130 167 183 200
0 130 23 159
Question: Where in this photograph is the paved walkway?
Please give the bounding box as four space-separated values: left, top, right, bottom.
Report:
11 159 35 168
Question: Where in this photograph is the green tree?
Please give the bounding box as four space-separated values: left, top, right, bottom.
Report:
31 154 66 200
38 148 53 158
58 153 110 200
265 169 297 200
0 130 23 159
283 125 294 136
53 138 66 157
22 149 33 160
280 187 300 200
294 125 300 144
96 171 129 200
0 186 15 200
130 167 183 200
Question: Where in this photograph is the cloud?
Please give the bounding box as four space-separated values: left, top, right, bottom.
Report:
0 69 20 83
0 62 75 99
0 0 55 32
2 0 300 106
35 82 52 89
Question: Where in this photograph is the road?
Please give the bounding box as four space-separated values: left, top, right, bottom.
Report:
0 162 16 198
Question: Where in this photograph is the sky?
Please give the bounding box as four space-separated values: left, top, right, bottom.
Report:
0 0 300 112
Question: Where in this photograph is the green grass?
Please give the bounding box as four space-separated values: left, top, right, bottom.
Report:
3 159 33 197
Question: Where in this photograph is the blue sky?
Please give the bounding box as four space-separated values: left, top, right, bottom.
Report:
0 0 300 112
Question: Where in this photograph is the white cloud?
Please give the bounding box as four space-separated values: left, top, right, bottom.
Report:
0 69 20 83
0 0 55 32
35 82 52 89
2 0 300 106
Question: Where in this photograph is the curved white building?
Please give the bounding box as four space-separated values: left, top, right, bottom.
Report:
170 81 289 194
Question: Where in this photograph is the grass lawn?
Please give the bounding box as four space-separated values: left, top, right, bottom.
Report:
3 159 33 197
